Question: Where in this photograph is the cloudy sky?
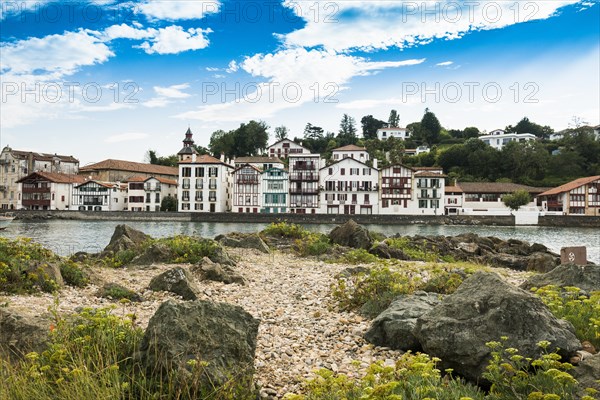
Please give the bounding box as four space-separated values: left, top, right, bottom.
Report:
1 0 598 165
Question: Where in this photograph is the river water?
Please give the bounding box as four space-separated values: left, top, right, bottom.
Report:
2 220 599 264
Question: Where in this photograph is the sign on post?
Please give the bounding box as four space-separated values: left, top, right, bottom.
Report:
560 247 587 265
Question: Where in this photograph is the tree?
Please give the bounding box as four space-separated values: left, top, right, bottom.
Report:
388 109 400 128
360 115 386 140
303 123 324 139
505 117 553 138
463 127 480 139
208 120 269 158
160 195 178 212
502 190 531 211
274 125 289 141
145 150 178 167
420 108 442 145
337 113 358 146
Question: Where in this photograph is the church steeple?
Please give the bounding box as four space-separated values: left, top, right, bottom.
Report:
178 127 199 161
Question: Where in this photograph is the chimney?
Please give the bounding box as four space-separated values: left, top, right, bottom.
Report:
220 153 225 162
373 158 378 169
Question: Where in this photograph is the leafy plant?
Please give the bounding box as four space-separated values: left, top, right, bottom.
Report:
294 233 331 256
533 285 600 348
502 189 532 211
59 260 89 288
158 235 219 264
262 222 308 239
385 237 453 262
335 249 378 265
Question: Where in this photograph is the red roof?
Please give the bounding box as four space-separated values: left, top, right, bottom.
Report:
127 175 178 185
538 176 600 197
80 159 178 176
17 172 87 184
333 144 367 152
178 154 232 167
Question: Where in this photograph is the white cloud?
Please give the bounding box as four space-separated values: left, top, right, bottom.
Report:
206 67 220 71
105 132 149 143
280 0 581 52
137 0 221 21
0 29 114 80
137 26 212 55
436 61 454 66
144 83 191 107
226 60 239 73
176 48 424 122
103 24 154 40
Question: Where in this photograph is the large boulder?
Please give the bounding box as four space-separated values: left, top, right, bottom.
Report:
0 308 53 361
526 252 560 273
103 224 150 254
414 271 581 383
149 267 199 300
329 220 373 250
25 261 64 288
369 242 410 260
571 353 600 398
131 242 172 266
216 232 270 254
96 283 143 302
364 291 443 352
521 264 600 293
135 300 259 391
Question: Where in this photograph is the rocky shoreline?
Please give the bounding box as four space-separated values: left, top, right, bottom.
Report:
1 221 599 399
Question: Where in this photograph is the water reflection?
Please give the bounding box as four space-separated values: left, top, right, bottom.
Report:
1 219 598 263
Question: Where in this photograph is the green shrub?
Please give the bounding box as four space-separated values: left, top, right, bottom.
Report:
0 238 61 294
0 305 256 400
385 237 442 262
59 260 89 288
158 235 219 264
419 268 465 294
533 285 600 348
262 222 308 239
294 233 331 256
284 352 483 400
483 338 583 400
335 249 378 265
98 284 141 302
102 249 137 268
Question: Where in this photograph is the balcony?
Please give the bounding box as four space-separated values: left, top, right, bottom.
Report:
236 177 259 184
293 164 317 171
289 188 319 195
22 199 50 207
290 173 318 182
22 186 50 193
0 185 5 192
144 185 162 192
209 184 217 190
547 201 563 208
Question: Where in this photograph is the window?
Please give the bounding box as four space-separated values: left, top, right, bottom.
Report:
195 167 204 177
182 191 190 201
350 168 359 175
363 168 370 176
340 168 345 175
209 179 217 189
155 193 160 203
208 167 218 177
181 167 192 177
209 191 217 202
419 200 428 208
328 168 333 175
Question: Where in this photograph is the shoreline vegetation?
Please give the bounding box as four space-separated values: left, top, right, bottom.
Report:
1 221 599 399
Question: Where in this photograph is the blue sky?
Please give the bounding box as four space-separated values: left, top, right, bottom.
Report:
1 0 599 165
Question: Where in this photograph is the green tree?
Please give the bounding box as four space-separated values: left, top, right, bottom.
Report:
145 150 178 167
502 190 531 211
505 117 553 138
274 125 289 141
160 195 178 212
420 108 442 145
208 120 269 158
463 127 480 138
337 114 358 146
388 109 400 128
360 115 386 140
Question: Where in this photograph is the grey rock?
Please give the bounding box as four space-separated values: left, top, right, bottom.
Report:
216 232 270 254
329 220 373 250
521 264 600 293
415 271 581 383
96 282 143 302
0 308 52 361
571 353 600 398
131 242 172 266
25 261 64 288
196 257 246 285
103 224 150 254
526 252 560 273
209 243 237 266
149 267 198 300
365 291 442 351
369 242 410 260
135 299 260 391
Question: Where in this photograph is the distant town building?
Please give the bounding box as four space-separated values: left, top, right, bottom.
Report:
72 180 127 211
178 154 233 213
1 146 79 210
444 182 545 215
234 156 284 171
331 145 370 162
403 146 430 156
379 165 445 215
79 159 178 182
16 172 86 210
232 164 262 213
537 175 600 216
267 139 309 159
261 167 289 214
320 157 379 215
288 153 322 214
126 176 178 212
478 129 536 150
377 127 410 140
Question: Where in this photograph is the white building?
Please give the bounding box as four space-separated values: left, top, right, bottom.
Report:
232 164 262 213
379 165 445 215
331 145 370 163
377 127 410 140
178 154 233 213
404 146 430 156
16 172 86 210
288 153 322 214
444 182 545 215
478 129 537 150
320 158 379 215
267 139 309 159
1 146 79 210
234 156 284 171
72 180 127 211
127 176 178 212
261 167 289 213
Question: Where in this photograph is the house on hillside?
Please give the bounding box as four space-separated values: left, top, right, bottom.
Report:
444 182 546 215
478 130 536 150
267 139 309 159
319 158 379 215
16 172 86 210
377 127 410 140
1 146 79 210
537 176 600 216
331 145 370 163
71 180 127 211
